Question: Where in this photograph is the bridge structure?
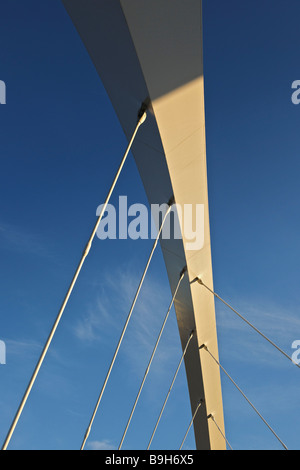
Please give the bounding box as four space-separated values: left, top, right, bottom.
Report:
2 0 293 452
61 0 226 450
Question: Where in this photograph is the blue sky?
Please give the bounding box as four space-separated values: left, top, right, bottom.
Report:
0 0 300 450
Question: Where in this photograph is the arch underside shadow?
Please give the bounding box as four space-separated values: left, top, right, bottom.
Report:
62 0 226 450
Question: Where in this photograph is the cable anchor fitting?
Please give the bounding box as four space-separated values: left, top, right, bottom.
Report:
180 265 187 279
137 98 150 125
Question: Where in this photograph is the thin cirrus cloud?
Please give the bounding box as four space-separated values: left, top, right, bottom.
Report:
72 265 180 374
0 221 52 258
215 296 300 369
87 439 115 450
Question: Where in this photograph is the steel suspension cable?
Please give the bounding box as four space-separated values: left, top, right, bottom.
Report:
118 267 187 450
147 329 194 450
196 278 300 369
80 201 173 450
207 414 233 450
179 399 203 450
200 344 288 450
1 109 147 452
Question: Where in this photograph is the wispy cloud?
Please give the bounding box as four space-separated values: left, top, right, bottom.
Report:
0 220 52 258
73 298 114 342
72 264 180 376
87 439 116 450
215 295 300 368
5 338 42 360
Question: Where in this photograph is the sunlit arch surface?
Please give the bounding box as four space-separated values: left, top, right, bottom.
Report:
62 0 226 450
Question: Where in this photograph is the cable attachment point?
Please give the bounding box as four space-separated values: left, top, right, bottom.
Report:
196 278 203 285
199 343 208 351
138 111 147 125
167 195 175 207
137 98 150 124
179 265 187 279
196 398 204 409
